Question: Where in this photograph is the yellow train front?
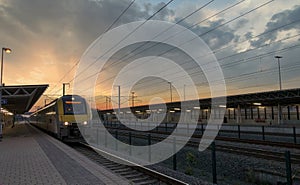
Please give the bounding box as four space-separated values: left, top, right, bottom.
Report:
30 95 91 141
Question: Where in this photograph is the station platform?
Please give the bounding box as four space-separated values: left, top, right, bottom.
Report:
0 122 129 185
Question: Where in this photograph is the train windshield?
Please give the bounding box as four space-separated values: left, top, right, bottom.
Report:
63 98 87 115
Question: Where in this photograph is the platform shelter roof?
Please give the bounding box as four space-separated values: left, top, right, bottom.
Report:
1 84 48 114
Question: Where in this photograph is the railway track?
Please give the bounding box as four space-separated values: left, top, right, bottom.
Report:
69 142 188 185
78 127 300 184
95 127 300 165
215 145 300 164
101 125 300 149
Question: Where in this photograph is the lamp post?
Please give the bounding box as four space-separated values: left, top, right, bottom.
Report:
275 56 282 90
0 47 12 141
275 56 282 125
167 82 173 123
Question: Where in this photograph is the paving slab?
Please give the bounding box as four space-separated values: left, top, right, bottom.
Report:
0 122 129 185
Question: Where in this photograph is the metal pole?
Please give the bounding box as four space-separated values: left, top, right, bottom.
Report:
293 127 297 144
0 49 3 140
0 48 11 141
118 86 120 115
275 56 282 125
168 82 172 103
1 48 3 84
183 84 186 101
131 91 135 107
296 106 299 120
278 104 281 125
277 57 282 90
211 141 217 184
62 83 70 96
285 151 292 185
106 96 108 110
237 104 241 124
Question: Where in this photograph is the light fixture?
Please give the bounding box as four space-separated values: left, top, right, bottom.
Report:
3 48 12 54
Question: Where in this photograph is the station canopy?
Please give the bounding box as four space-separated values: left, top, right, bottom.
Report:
184 88 300 108
100 88 300 113
1 84 48 114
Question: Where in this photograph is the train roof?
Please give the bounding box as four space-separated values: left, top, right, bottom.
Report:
31 95 86 115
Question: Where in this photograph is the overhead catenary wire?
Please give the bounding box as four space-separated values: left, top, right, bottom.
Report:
75 31 300 97
72 0 274 90
69 0 175 84
114 0 216 63
132 62 300 104
45 58 80 96
104 0 136 33
79 41 300 104
112 0 269 69
45 0 137 97
45 1 300 110
90 0 246 75
68 0 217 87
69 0 218 87
96 42 300 101
75 3 288 95
212 18 300 55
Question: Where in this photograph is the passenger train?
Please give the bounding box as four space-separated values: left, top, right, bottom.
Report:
30 95 91 141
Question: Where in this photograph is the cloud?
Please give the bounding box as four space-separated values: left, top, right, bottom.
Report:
0 0 300 108
250 5 300 48
0 0 171 86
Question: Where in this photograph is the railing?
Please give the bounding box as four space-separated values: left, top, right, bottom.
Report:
95 120 300 144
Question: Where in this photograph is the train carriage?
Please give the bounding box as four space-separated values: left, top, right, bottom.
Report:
30 95 91 141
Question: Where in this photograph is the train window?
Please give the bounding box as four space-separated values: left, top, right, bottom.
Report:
63 100 87 115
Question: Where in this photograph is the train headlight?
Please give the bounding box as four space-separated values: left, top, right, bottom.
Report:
83 121 88 125
64 122 69 126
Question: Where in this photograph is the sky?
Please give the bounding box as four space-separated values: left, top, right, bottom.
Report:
0 0 299 110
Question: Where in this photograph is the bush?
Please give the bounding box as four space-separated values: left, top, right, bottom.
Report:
185 151 197 175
